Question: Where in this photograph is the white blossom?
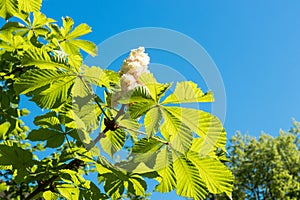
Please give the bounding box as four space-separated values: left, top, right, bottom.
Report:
120 74 141 92
119 47 150 78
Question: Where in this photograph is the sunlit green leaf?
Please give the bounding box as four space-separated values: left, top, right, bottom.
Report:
100 129 126 158
139 73 171 102
188 153 234 195
173 154 208 200
0 0 17 20
18 0 42 13
144 107 162 137
162 81 213 104
160 108 193 153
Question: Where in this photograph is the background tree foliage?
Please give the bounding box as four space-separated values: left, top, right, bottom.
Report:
208 120 300 200
0 0 233 199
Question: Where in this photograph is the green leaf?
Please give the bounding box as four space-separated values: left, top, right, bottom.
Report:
0 122 10 140
144 107 162 137
57 184 80 200
104 176 124 199
43 191 60 200
71 77 90 98
0 144 34 169
22 47 71 70
0 0 18 20
14 69 76 109
138 73 171 102
18 0 42 12
127 174 147 196
128 101 155 119
188 153 234 196
34 111 61 129
71 103 102 132
162 81 213 104
130 137 164 165
83 66 110 88
118 86 153 104
69 39 97 56
173 154 208 200
27 128 65 148
164 107 226 152
67 23 92 39
161 108 193 153
117 115 140 141
100 129 126 158
154 147 176 193
51 18 97 56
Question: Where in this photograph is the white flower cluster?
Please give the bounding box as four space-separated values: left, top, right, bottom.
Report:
119 47 150 92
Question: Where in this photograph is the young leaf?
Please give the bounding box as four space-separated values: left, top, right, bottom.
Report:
57 184 80 200
138 73 171 102
43 191 60 200
100 129 126 158
164 107 226 151
128 101 155 119
14 69 76 109
162 81 213 104
173 154 208 200
144 107 162 137
83 66 110 88
154 147 176 193
18 0 42 13
160 108 193 153
0 0 18 20
188 153 234 196
22 47 71 70
0 122 10 140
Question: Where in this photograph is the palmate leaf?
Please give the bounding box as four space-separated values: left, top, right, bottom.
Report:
96 157 147 198
18 0 42 13
129 137 164 166
0 30 27 51
188 152 234 198
139 73 171 102
118 86 153 104
162 81 213 104
34 111 61 129
144 107 162 137
0 0 18 20
154 146 176 193
49 17 97 56
27 128 65 148
100 129 126 158
71 103 102 132
83 66 111 88
164 107 226 151
22 47 71 70
173 153 208 200
57 184 80 200
128 101 155 119
14 69 76 109
160 107 193 153
43 191 60 200
0 144 34 169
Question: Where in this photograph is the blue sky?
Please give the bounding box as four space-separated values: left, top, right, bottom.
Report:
6 0 300 199
40 0 300 138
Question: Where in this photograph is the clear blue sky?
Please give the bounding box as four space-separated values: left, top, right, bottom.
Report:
40 0 300 138
11 0 300 199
